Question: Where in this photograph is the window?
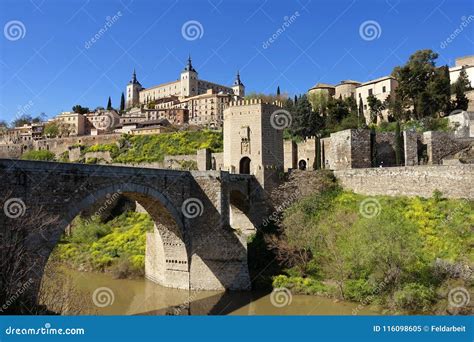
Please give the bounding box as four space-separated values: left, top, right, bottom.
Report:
382 86 386 93
368 89 373 96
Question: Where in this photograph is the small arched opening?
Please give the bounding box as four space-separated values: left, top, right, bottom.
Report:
239 157 251 174
298 159 307 170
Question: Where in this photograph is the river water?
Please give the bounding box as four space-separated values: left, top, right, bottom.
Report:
47 269 379 315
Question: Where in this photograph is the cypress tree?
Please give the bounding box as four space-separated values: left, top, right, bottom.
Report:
120 92 125 111
277 86 281 97
315 137 321 170
395 121 403 166
107 96 112 110
358 97 364 126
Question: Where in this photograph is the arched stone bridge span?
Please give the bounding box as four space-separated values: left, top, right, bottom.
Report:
0 159 270 309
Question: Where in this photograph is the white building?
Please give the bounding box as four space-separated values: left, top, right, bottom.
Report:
449 55 474 86
356 76 399 124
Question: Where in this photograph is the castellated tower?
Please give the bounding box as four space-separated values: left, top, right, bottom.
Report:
180 56 198 98
223 99 284 190
126 69 143 109
231 71 245 99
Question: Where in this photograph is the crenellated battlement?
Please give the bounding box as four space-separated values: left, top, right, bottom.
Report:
228 99 284 107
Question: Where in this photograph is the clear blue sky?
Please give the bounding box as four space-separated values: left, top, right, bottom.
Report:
0 0 473 123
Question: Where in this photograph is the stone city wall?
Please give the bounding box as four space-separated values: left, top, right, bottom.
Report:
34 134 122 156
422 131 470 165
335 165 474 199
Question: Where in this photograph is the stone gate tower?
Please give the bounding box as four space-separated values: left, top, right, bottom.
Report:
223 99 284 189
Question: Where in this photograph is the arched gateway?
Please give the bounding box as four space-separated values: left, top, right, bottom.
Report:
0 159 270 309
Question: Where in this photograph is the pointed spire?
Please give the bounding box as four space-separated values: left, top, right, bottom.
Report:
184 54 196 72
234 70 243 86
130 68 140 85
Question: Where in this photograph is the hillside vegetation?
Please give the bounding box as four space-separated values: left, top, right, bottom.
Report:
53 211 154 278
272 184 473 314
114 130 223 164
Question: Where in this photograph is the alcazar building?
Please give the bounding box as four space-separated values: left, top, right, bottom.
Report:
126 56 245 128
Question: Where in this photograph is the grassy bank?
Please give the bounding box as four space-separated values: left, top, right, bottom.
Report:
273 186 473 314
52 211 154 278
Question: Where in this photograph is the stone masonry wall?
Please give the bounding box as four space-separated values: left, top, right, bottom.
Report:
422 131 470 165
335 165 474 199
34 134 121 156
0 144 24 158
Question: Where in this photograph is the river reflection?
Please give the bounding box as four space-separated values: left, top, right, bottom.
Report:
48 269 379 316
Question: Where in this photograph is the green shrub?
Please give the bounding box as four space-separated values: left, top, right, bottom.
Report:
70 216 112 244
272 275 328 295
393 283 435 312
84 143 119 157
21 150 55 161
344 279 376 302
58 151 69 162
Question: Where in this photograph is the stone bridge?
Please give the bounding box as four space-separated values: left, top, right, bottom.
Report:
0 159 270 310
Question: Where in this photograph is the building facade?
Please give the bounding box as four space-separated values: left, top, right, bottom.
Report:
54 112 86 136
449 55 474 86
355 76 399 123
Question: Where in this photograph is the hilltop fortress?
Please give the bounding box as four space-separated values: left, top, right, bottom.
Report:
126 56 245 127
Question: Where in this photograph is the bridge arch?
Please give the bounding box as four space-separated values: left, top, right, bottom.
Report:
46 182 190 291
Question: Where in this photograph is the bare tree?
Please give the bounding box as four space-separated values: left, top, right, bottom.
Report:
0 191 58 314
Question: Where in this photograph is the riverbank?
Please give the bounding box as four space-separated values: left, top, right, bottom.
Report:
267 184 473 315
